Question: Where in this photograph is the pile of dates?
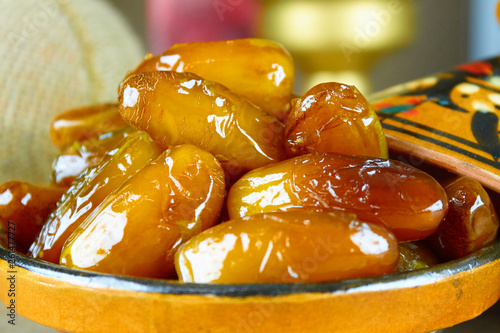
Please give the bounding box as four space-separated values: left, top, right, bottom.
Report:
1 39 498 284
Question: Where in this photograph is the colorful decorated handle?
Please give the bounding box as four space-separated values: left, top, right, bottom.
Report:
372 57 500 191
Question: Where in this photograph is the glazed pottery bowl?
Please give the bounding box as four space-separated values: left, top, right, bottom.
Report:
0 237 499 333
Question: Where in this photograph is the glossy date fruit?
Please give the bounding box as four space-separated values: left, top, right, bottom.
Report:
29 132 163 263
396 241 440 272
50 104 128 148
60 145 225 279
119 71 286 178
227 153 448 241
285 83 388 158
175 211 399 283
51 127 136 187
125 38 295 120
425 177 499 261
0 181 65 253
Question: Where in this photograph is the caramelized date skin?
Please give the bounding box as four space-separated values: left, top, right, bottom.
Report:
29 132 162 263
50 104 128 148
285 83 388 158
51 127 136 187
396 241 440 273
227 153 448 241
60 145 225 279
426 177 499 261
175 211 399 283
119 71 286 179
0 182 65 253
125 39 295 120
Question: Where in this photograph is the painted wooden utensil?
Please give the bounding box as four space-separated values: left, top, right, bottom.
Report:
372 57 500 192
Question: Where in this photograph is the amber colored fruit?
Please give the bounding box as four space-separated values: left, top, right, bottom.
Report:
426 176 499 261
227 153 448 241
0 182 65 253
396 241 440 273
119 71 287 180
60 145 225 279
125 38 295 120
29 132 162 264
175 211 399 283
285 83 388 159
51 127 136 187
50 104 128 148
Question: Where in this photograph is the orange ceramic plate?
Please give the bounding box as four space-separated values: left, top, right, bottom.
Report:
0 239 499 333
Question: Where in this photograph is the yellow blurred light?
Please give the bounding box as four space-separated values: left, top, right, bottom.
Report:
307 71 371 95
261 0 415 94
264 0 414 52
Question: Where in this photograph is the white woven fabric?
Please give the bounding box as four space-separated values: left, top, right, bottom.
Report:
0 0 144 184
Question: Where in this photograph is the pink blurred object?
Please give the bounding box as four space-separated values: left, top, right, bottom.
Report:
146 0 261 54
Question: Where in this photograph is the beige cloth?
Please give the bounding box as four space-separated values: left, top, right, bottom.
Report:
0 0 144 184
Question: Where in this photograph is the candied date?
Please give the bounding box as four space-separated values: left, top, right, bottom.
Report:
176 211 399 283
228 153 448 241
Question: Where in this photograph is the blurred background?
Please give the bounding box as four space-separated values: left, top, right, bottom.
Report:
108 0 500 95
